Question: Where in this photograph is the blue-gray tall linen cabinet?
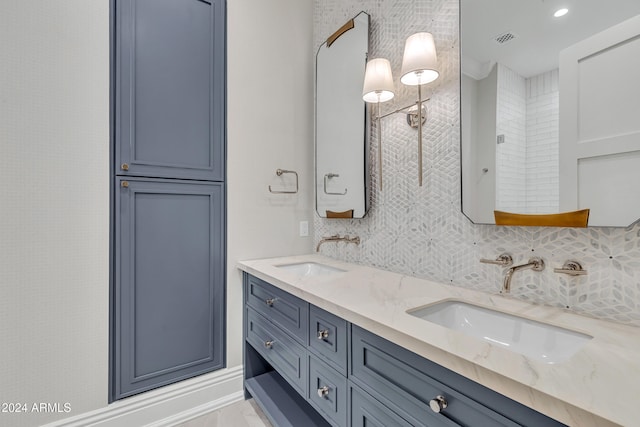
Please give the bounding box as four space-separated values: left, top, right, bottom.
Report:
111 0 226 400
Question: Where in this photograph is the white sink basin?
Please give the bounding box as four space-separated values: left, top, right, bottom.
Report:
407 300 592 364
276 262 345 277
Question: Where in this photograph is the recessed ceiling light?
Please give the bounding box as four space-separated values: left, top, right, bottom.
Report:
554 8 569 18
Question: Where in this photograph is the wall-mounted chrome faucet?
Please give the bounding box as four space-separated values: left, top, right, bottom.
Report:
316 234 360 252
502 257 545 294
482 254 587 293
480 253 544 293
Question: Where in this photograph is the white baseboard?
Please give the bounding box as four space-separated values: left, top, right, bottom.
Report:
145 391 245 427
43 366 244 427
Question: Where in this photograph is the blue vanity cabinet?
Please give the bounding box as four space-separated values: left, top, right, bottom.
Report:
242 274 566 427
115 0 225 181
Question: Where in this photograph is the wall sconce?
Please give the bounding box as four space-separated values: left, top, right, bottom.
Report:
363 33 439 189
400 32 439 187
362 58 395 190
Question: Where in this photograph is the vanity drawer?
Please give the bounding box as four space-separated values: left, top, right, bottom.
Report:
308 355 347 427
245 274 308 344
350 384 413 427
350 326 564 427
246 308 307 396
308 305 348 375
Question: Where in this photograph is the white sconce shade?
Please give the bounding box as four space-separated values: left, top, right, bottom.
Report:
362 58 395 103
400 32 439 86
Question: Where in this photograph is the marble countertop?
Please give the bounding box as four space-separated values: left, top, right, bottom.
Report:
238 254 640 427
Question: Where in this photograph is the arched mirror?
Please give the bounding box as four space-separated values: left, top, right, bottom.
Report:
315 12 370 219
461 0 640 227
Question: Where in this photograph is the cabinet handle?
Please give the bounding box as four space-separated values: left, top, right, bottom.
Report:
121 181 129 188
121 163 129 171
317 386 330 398
264 340 274 349
265 298 275 307
317 329 330 340
429 395 448 413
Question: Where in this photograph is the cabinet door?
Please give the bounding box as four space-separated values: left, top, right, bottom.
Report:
308 305 347 375
350 385 414 427
115 0 225 181
114 178 225 399
308 355 347 427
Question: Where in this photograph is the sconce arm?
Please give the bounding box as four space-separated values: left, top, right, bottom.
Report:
378 98 431 120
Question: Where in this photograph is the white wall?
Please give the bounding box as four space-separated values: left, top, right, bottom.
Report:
0 2 110 426
0 1 315 426
226 0 315 369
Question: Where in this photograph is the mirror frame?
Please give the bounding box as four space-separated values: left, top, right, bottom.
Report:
315 11 370 219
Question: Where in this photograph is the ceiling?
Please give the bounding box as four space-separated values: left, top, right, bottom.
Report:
461 0 640 79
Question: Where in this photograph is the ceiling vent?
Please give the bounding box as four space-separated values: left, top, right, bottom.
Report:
493 31 517 45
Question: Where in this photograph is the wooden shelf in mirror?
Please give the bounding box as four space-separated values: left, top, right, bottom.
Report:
326 209 354 219
494 209 590 228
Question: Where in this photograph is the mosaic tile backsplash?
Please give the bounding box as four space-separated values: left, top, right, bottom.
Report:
313 0 640 326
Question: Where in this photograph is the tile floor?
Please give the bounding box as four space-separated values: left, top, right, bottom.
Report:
176 399 272 427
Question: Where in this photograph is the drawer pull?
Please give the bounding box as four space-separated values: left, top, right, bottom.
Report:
265 298 275 306
317 385 330 398
317 329 330 340
264 340 274 349
429 395 448 413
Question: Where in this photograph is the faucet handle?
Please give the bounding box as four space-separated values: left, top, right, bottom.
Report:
554 260 586 276
480 253 513 267
528 257 545 271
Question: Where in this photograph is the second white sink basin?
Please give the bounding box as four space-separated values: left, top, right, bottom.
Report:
408 300 592 364
276 262 345 277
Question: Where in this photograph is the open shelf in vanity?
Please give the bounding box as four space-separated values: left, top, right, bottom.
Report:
245 371 330 427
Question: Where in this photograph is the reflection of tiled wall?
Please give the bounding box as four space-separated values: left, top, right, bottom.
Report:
496 65 560 214
496 64 527 212
313 0 640 326
526 69 559 213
